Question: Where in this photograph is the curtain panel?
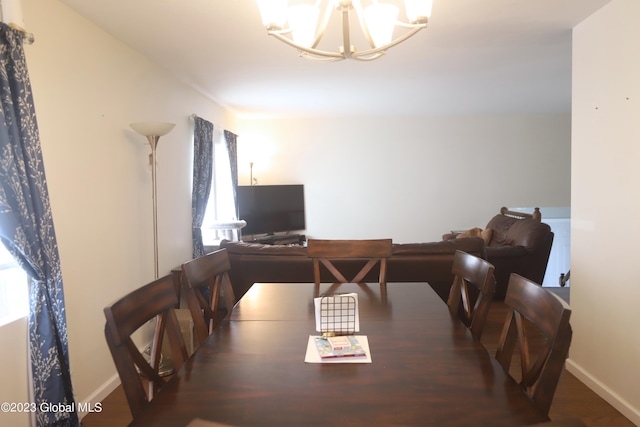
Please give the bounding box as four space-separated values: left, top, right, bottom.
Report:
191 116 213 258
0 24 79 426
223 130 239 219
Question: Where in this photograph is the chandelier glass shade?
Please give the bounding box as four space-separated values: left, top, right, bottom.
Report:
256 0 433 61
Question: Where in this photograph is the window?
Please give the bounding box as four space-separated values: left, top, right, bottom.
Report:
0 244 28 327
201 129 238 245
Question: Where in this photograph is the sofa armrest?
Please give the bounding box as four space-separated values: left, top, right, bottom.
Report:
485 245 527 259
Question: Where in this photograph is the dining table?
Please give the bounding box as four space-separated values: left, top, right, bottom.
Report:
129 282 549 426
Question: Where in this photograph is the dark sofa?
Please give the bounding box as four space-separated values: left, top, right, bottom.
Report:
219 237 487 303
443 210 554 299
484 214 554 299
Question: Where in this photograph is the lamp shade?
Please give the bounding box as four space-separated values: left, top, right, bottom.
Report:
130 122 175 137
364 4 399 48
288 4 320 47
405 0 433 23
256 0 288 28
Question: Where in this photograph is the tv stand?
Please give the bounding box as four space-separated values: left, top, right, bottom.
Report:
244 234 306 246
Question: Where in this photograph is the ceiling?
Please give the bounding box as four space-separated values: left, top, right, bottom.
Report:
57 0 611 118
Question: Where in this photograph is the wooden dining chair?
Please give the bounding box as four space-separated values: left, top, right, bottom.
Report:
307 239 393 285
495 273 572 415
447 250 496 339
181 248 237 345
103 275 188 419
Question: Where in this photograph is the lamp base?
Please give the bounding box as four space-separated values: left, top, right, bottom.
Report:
142 346 175 377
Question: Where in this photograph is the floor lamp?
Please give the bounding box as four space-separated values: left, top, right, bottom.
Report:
130 121 175 377
130 121 175 279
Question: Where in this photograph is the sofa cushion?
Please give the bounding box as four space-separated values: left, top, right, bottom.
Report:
504 219 552 252
485 214 518 245
220 240 308 256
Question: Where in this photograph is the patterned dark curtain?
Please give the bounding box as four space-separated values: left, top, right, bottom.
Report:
191 116 213 258
0 24 79 427
223 130 239 219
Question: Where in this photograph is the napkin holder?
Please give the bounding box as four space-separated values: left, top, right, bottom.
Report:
315 293 359 337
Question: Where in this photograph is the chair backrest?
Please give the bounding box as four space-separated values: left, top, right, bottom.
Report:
181 248 237 345
500 206 542 221
307 239 393 285
447 250 496 339
495 273 572 415
104 275 188 419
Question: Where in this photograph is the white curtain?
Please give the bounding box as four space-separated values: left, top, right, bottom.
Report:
201 129 238 244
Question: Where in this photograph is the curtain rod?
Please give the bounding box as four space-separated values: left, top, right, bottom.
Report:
190 114 218 128
8 23 34 44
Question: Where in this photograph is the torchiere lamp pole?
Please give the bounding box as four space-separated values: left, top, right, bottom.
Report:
130 122 175 279
130 121 176 377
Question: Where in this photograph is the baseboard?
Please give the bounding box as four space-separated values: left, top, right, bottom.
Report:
566 358 640 425
76 339 152 419
77 373 120 420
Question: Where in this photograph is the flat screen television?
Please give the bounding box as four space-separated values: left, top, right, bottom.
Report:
237 185 306 236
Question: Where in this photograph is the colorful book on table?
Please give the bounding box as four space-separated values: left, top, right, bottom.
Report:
314 335 367 359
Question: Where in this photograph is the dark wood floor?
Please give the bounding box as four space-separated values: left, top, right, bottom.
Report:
83 287 634 427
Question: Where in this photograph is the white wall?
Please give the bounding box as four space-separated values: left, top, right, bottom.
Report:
0 0 237 424
0 318 28 425
569 0 640 423
237 114 571 243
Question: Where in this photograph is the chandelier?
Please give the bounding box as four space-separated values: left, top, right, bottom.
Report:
256 0 433 61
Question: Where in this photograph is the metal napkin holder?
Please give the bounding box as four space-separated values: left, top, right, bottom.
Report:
318 294 357 337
